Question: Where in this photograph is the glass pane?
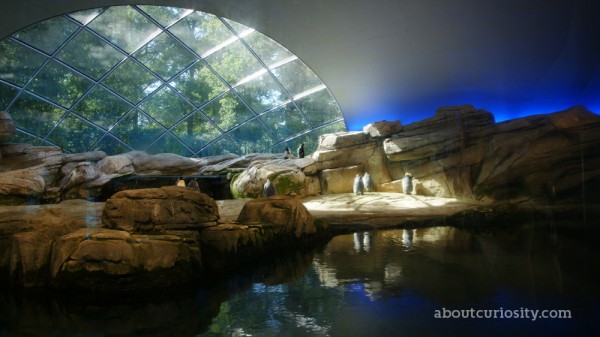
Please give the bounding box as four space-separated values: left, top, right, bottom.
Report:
222 18 253 35
242 30 294 68
204 40 264 86
138 86 194 128
169 62 228 107
234 72 289 114
272 59 323 98
68 8 103 25
168 12 234 57
57 29 125 80
296 89 344 127
0 39 47 86
12 130 40 145
71 85 132 129
201 91 254 131
7 92 66 137
110 109 164 149
93 134 132 155
101 59 161 104
260 102 311 141
200 136 237 156
0 83 18 110
172 111 222 152
132 32 198 80
12 16 79 55
138 5 190 27
88 6 161 54
46 113 104 153
145 132 192 156
229 117 276 154
26 59 94 109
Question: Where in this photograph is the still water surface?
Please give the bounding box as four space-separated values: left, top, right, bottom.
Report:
1 226 597 336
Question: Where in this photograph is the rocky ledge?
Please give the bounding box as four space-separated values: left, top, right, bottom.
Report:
0 186 325 291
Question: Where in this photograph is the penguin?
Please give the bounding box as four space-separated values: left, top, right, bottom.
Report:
362 172 373 192
353 174 364 195
297 143 305 158
402 173 413 195
263 178 277 197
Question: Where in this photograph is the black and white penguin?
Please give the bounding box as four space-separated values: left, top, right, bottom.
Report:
263 178 277 197
362 172 373 192
402 173 413 195
353 174 364 195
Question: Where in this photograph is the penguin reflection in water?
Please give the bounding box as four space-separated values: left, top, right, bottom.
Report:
353 174 365 195
263 178 277 197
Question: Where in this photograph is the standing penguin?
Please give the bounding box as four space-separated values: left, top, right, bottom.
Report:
362 172 373 192
297 143 305 158
263 178 277 197
353 174 364 195
402 173 413 195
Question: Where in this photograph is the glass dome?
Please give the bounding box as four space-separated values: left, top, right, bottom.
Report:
0 5 346 156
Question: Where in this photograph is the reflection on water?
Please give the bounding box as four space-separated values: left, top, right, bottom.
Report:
1 226 598 336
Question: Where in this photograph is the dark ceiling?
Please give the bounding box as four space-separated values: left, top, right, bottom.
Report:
1 0 598 130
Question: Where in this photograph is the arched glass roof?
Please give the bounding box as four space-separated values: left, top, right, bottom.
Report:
0 5 346 156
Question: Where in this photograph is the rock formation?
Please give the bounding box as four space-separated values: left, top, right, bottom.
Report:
101 186 219 232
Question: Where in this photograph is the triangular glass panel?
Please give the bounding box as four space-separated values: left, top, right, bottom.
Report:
260 102 311 142
201 91 255 131
88 6 161 54
169 61 228 107
12 16 79 55
0 83 18 110
92 133 132 155
109 109 165 150
12 130 41 146
46 113 105 153
242 30 295 68
145 132 193 156
234 72 289 114
138 86 194 128
295 88 344 127
168 11 234 57
228 117 276 154
101 59 162 104
200 136 237 157
132 32 198 80
204 40 264 86
68 8 103 25
271 59 322 99
172 110 222 152
26 59 94 109
0 39 47 86
57 29 125 80
71 85 132 130
137 5 191 27
7 92 66 138
222 18 254 36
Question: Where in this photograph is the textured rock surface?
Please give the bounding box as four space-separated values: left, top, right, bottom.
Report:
102 186 219 232
363 120 402 138
199 196 319 269
230 160 318 198
319 165 364 194
51 228 202 291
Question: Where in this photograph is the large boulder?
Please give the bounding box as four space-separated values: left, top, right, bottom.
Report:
236 196 316 237
230 160 318 198
0 144 63 205
0 200 102 286
101 186 219 232
199 196 320 269
50 228 202 291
